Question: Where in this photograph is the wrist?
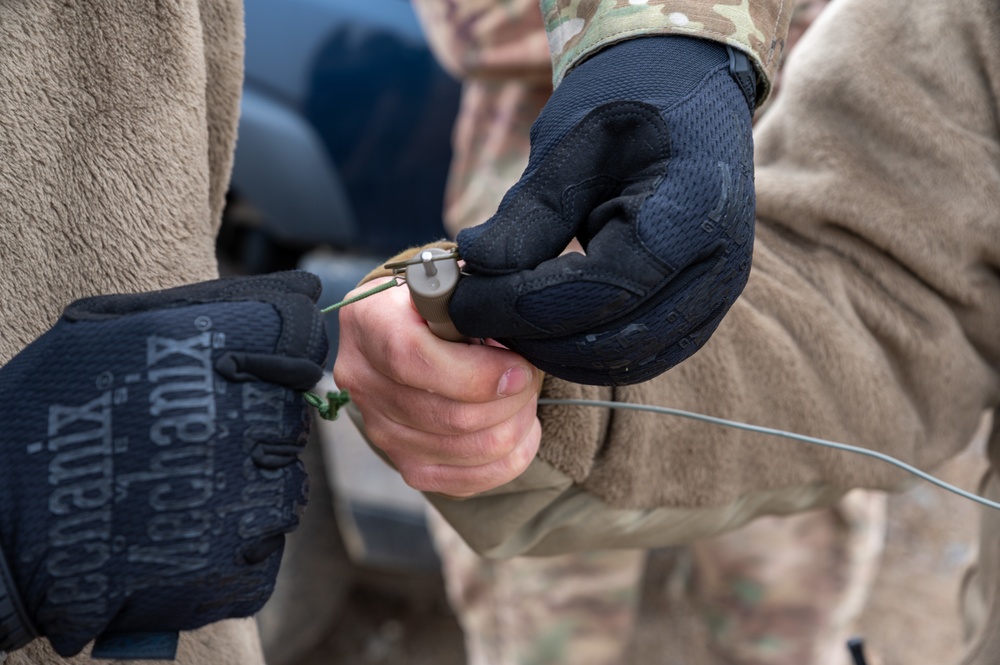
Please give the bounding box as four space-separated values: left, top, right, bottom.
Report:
0 540 37 655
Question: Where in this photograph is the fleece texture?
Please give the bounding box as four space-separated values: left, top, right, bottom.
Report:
533 0 1000 509
392 0 1000 517
0 1 264 664
8 618 264 665
0 0 242 362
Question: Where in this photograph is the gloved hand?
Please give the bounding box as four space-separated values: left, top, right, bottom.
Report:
449 36 758 386
0 272 328 657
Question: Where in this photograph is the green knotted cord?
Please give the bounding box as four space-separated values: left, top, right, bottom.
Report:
320 277 400 314
304 389 352 421
305 277 405 420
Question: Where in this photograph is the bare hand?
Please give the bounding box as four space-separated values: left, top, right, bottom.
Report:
333 279 542 497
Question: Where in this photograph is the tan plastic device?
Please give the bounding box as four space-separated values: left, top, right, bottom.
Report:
405 248 464 342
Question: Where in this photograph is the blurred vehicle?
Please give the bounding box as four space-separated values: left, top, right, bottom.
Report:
219 0 462 576
220 0 459 272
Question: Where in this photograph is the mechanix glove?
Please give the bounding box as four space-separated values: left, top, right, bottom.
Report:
450 36 758 386
0 271 328 658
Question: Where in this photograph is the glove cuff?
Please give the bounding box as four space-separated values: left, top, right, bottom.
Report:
726 45 757 111
0 542 36 655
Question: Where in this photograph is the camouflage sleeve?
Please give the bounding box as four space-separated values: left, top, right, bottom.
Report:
543 0 793 101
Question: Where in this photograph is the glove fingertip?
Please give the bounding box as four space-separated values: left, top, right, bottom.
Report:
455 224 494 269
456 207 573 275
240 535 286 565
449 275 531 340
270 270 323 303
215 352 323 391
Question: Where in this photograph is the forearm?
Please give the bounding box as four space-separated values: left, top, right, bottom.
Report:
431 226 996 555
431 0 1000 556
347 0 1000 559
544 228 996 506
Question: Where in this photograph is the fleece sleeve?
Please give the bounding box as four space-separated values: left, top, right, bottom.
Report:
429 0 1000 557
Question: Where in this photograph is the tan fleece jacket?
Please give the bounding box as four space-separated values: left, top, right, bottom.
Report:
425 0 1000 557
0 1 264 663
0 0 241 362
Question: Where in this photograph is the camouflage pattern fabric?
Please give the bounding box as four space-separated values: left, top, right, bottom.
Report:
541 0 794 95
409 0 552 237
427 508 646 665
413 0 795 98
410 0 552 81
959 421 1000 659
429 492 887 665
412 0 809 236
679 491 887 663
413 2 890 664
441 77 551 238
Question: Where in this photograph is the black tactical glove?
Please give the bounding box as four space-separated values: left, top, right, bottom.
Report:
450 36 758 386
0 272 328 657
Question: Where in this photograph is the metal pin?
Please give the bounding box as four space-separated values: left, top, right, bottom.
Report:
383 249 459 274
420 250 438 277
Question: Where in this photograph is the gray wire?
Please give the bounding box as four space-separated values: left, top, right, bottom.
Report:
537 398 1000 512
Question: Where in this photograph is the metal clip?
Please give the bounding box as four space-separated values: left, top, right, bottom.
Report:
384 249 460 275
401 248 464 342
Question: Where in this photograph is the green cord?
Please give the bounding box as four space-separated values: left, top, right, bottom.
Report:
321 277 400 314
302 277 407 419
304 390 352 421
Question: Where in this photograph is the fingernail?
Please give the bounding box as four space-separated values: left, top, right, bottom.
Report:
498 366 532 397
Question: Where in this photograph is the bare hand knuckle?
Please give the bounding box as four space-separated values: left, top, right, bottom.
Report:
438 403 486 435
